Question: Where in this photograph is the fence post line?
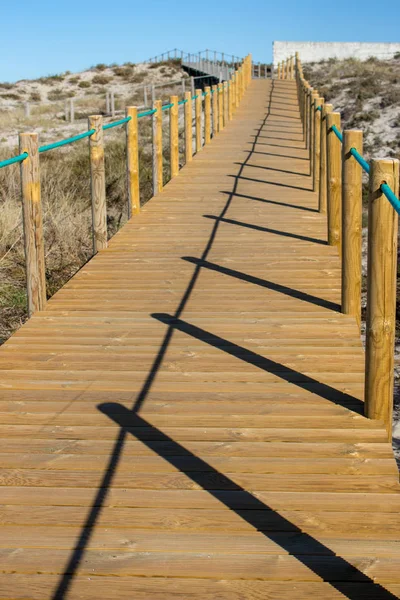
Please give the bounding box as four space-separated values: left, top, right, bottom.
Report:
235 71 239 108
70 98 75 124
212 84 218 134
313 97 323 194
365 158 399 437
308 89 314 173
191 76 195 97
326 112 342 249
88 115 107 253
19 133 46 316
204 86 211 144
169 95 179 178
341 129 363 328
231 74 236 114
144 86 148 107
152 99 163 195
195 88 202 153
319 103 333 213
218 83 224 130
184 91 193 162
223 81 229 124
126 107 140 218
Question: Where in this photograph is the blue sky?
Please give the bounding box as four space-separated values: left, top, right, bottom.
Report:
1 0 400 81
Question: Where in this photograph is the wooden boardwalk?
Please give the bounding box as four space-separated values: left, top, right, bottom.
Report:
0 79 400 599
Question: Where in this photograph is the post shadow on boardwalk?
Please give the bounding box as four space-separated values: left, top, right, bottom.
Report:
220 190 317 213
98 398 396 599
234 161 310 177
182 255 341 314
50 79 393 600
204 213 327 245
230 173 313 192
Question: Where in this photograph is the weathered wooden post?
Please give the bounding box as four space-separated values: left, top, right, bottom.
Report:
70 98 75 123
228 79 233 120
106 91 110 114
326 112 342 248
152 100 163 194
19 133 46 315
143 86 148 107
341 129 363 327
184 91 193 162
181 79 186 96
218 83 224 131
24 102 30 118
319 103 333 213
190 77 195 97
170 95 179 178
365 158 399 437
231 74 236 114
88 116 107 253
212 84 218 135
223 81 229 124
313 97 323 194
126 106 140 218
204 86 211 144
195 88 202 153
111 90 115 117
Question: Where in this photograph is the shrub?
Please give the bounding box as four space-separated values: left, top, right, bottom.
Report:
131 72 146 84
92 74 112 85
29 91 41 102
36 74 65 85
78 81 91 88
68 76 80 84
0 82 13 90
94 63 107 71
113 66 134 78
47 89 75 101
0 93 21 100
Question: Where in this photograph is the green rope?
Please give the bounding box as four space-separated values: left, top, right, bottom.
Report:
0 152 28 169
178 99 188 105
39 129 95 153
102 116 131 131
138 108 157 117
381 183 400 215
330 124 343 142
350 147 370 174
162 103 174 111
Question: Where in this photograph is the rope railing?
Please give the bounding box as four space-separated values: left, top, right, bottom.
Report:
1 53 252 321
295 51 400 439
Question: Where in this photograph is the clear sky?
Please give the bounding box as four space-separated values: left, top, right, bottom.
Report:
1 0 400 81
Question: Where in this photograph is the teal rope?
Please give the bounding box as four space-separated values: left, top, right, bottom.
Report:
316 105 322 112
192 94 199 100
138 108 157 117
381 183 400 215
103 116 131 131
331 124 343 142
162 103 174 111
350 148 370 174
39 129 95 153
0 152 28 169
178 99 188 105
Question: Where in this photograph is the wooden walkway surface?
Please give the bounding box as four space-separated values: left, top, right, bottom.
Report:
0 79 400 599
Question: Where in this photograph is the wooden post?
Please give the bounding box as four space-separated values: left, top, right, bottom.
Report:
326 113 342 248
111 89 115 117
319 103 333 213
278 62 281 79
308 88 314 172
70 98 75 123
228 79 233 120
365 158 399 436
223 81 228 124
143 86 148 107
184 91 192 163
19 133 46 316
152 100 163 194
24 102 30 118
126 107 140 218
231 74 236 113
342 129 363 328
191 77 195 97
88 116 107 253
235 71 239 107
64 100 69 122
313 97 323 194
195 88 202 153
169 95 179 178
204 86 211 144
212 84 218 135
181 79 186 96
218 83 224 130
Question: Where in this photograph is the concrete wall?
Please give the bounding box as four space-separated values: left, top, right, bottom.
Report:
273 41 400 65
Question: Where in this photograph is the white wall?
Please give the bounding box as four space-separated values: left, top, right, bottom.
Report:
273 41 400 65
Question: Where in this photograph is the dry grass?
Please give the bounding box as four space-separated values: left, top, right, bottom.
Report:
0 105 187 343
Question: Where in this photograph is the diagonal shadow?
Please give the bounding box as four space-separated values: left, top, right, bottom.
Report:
153 314 363 412
220 190 317 213
234 162 310 177
99 405 395 594
182 256 341 313
250 138 305 150
251 150 309 161
204 214 326 245
232 173 312 192
256 134 305 143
